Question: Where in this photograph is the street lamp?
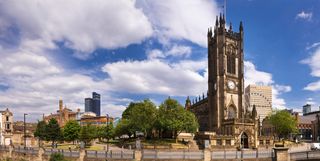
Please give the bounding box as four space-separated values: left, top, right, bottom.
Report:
24 113 28 149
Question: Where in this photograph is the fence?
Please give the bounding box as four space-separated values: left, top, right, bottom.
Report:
13 146 39 155
0 145 10 152
85 150 134 159
290 150 320 160
43 148 80 157
142 150 204 159
211 149 274 160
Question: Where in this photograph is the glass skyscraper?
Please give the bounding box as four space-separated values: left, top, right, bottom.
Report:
92 92 101 116
84 92 101 116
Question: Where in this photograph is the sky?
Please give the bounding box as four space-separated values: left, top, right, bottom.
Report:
0 0 320 121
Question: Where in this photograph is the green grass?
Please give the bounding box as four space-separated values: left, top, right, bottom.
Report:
43 143 103 151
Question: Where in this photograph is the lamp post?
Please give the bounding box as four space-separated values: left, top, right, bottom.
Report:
24 113 28 149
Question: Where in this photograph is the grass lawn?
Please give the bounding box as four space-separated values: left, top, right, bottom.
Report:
43 142 104 151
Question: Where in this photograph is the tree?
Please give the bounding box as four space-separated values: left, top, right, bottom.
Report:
120 99 158 138
34 120 47 147
101 123 114 142
269 110 298 140
79 124 96 146
156 97 198 141
114 119 133 138
45 118 62 147
124 100 157 138
63 120 81 144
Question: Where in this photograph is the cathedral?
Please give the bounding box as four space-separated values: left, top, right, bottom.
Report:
185 14 272 149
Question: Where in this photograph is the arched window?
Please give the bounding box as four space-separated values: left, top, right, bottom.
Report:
226 47 236 74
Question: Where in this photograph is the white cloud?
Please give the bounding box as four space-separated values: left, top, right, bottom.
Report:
244 61 291 109
301 47 320 77
0 0 153 57
302 46 320 91
102 59 207 96
306 42 320 50
0 39 129 121
166 45 192 57
147 45 192 59
304 80 320 91
296 11 313 20
244 61 273 86
137 0 219 47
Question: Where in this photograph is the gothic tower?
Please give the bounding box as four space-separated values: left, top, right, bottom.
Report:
207 14 244 131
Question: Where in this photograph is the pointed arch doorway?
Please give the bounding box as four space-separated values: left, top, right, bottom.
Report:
241 132 249 149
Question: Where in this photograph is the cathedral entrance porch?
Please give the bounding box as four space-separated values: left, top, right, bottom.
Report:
240 132 249 149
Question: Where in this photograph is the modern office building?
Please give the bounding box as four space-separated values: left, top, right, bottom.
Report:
303 104 312 115
84 92 101 116
92 92 101 116
245 85 272 123
85 98 93 113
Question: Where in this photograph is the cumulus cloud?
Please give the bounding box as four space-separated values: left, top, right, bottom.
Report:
0 41 128 121
244 61 273 86
301 47 320 77
102 59 207 96
0 0 153 58
244 61 291 109
137 0 219 47
304 81 320 91
147 45 192 59
302 46 320 91
296 11 313 21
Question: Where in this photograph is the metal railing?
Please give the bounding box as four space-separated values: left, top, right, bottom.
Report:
211 149 273 160
85 150 134 159
13 146 39 155
0 145 10 151
290 151 320 160
142 150 204 159
43 148 80 157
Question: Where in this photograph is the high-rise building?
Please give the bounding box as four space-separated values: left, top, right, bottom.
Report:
92 92 101 116
85 98 93 113
84 92 101 116
303 104 311 115
245 85 272 122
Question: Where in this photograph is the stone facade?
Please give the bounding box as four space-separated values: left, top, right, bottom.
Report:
12 121 38 147
0 108 13 145
185 14 260 149
44 99 80 127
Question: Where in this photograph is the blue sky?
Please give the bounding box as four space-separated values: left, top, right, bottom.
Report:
0 0 320 121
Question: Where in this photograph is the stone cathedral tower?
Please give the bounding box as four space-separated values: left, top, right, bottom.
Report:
186 14 261 148
207 15 244 131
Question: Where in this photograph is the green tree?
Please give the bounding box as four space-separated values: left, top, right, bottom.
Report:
156 97 198 141
45 118 62 147
79 124 96 146
118 99 157 137
125 100 157 138
269 110 298 139
34 120 47 147
101 123 114 142
114 119 133 138
63 120 81 144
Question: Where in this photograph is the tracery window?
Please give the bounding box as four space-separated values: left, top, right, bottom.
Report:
227 47 236 74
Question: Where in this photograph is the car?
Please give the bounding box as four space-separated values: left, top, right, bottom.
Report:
311 143 320 150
